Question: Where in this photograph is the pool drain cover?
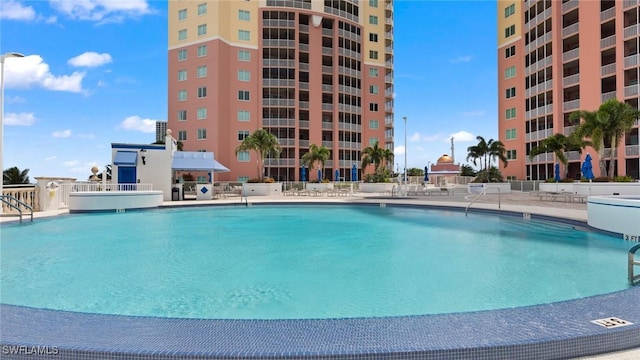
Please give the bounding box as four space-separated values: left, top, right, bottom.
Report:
591 317 633 328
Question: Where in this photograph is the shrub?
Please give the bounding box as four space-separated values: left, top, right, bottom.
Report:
593 177 611 182
613 175 633 182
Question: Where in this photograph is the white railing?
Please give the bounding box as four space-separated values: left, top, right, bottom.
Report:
600 7 616 22
601 91 617 102
624 54 639 68
562 23 579 38
563 48 579 62
624 24 638 38
625 85 639 97
601 34 616 49
601 63 616 76
624 0 639 9
562 0 578 13
626 145 640 156
1 186 39 213
563 99 580 112
69 183 154 192
563 73 580 87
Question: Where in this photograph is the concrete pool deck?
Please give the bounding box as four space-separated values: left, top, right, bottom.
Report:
1 190 639 359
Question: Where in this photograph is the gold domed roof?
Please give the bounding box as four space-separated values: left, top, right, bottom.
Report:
437 154 454 163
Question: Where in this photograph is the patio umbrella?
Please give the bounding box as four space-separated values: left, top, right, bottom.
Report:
424 166 429 183
318 169 322 182
582 154 594 180
301 165 306 182
351 163 357 182
335 169 340 182
554 163 561 182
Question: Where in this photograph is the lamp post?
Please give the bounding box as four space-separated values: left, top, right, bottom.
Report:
403 116 407 196
1 52 25 212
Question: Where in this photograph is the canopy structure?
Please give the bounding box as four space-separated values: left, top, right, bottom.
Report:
114 151 138 166
171 152 229 172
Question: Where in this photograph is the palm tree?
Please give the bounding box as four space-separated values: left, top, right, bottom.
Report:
487 139 508 169
570 99 640 178
3 167 30 185
301 144 330 181
235 129 281 181
467 136 506 172
529 133 590 179
361 140 394 171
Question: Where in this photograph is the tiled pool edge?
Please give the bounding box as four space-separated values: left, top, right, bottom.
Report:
2 287 639 359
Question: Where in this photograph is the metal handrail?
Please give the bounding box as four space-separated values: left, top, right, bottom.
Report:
241 187 248 207
629 243 640 285
0 195 34 223
465 187 501 217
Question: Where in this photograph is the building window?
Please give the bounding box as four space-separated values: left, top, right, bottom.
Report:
178 29 187 41
505 87 516 99
178 49 187 61
370 103 378 111
237 176 249 182
177 110 187 121
505 45 516 58
237 151 250 162
197 3 207 15
238 130 250 141
369 15 378 25
197 107 207 120
369 68 379 77
505 66 516 79
178 9 187 21
369 85 379 94
178 90 187 101
369 137 379 146
239 30 250 41
506 149 517 160
238 9 250 21
369 0 378 7
369 120 379 129
505 24 516 38
196 65 207 78
238 70 250 82
197 87 207 98
369 50 378 59
505 108 516 119
238 110 250 121
178 69 187 81
238 90 250 101
178 130 187 141
369 33 378 42
238 50 250 61
505 128 517 140
197 128 207 140
197 45 207 57
504 3 515 18
197 24 207 36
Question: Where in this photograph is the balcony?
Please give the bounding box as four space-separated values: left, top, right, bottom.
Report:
263 19 295 28
322 84 332 92
263 59 295 67
263 79 295 87
528 153 554 163
299 121 309 129
626 145 640 156
264 158 295 166
624 24 638 38
563 73 580 87
567 151 581 161
564 125 578 136
299 82 309 90
562 0 578 13
601 63 616 76
262 99 295 107
262 118 295 127
562 23 579 38
321 140 333 148
625 84 639 97
299 101 309 109
322 47 333 55
262 39 295 47
321 103 333 111
322 65 333 74
601 91 617 102
624 0 639 9
338 122 361 132
600 7 616 22
600 34 616 49
625 54 639 68
563 99 580 112
299 139 309 148
563 48 579 62
322 121 333 130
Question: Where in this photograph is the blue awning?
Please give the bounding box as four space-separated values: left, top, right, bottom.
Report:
172 152 230 172
114 151 137 166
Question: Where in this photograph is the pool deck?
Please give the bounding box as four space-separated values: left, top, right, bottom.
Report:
1 190 639 360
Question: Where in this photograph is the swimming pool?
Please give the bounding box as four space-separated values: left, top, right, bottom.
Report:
2 202 639 359
0 204 631 319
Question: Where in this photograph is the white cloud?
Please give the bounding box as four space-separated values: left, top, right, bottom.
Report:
0 0 36 21
451 55 472 63
118 115 158 133
394 144 405 156
49 0 152 23
3 55 85 93
449 131 476 142
5 112 35 126
52 129 72 138
5 95 27 104
68 52 113 68
61 160 80 167
45 156 57 161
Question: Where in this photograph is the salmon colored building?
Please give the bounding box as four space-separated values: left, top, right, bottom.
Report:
167 0 395 182
497 0 640 181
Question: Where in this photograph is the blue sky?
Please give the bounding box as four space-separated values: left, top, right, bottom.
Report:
1 0 497 180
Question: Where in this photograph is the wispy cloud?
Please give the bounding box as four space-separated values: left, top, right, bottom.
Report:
449 131 476 142
3 55 85 93
49 0 152 23
450 55 472 64
52 129 72 138
0 0 36 21
68 52 113 68
118 115 159 133
5 112 35 126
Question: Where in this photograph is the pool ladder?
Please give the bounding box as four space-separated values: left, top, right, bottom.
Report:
629 244 640 285
0 195 34 223
465 187 500 217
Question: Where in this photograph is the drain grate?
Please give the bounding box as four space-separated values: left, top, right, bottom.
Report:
591 317 634 329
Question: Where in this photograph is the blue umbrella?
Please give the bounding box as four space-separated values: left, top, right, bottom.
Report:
301 165 306 182
582 154 594 180
554 163 561 182
351 163 357 182
318 169 322 182
424 166 429 183
335 169 340 182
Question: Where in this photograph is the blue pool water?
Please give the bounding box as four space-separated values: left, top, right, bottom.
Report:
0 205 631 320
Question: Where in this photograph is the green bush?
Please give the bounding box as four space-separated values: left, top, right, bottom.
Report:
613 175 633 182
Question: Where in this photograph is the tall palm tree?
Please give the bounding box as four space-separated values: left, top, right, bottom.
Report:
529 133 590 179
467 136 499 172
361 140 394 172
301 144 330 181
3 167 30 185
570 99 640 178
235 129 281 181
487 138 508 169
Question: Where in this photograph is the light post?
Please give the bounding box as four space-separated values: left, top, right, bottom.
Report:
0 52 25 212
403 116 407 196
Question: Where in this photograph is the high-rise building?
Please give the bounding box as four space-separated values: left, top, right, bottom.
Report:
156 121 168 143
168 0 394 182
497 0 640 181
